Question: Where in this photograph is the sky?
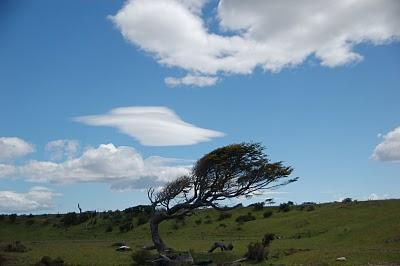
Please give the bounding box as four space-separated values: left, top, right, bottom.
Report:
0 0 399 214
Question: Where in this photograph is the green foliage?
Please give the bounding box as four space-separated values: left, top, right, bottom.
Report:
278 203 291 212
137 215 148 226
245 241 267 262
118 222 133 232
262 233 275 247
34 256 66 266
131 249 153 265
61 212 78 227
342 197 353 203
194 218 202 225
0 200 399 265
9 214 17 223
26 219 35 226
3 241 28 252
251 202 265 211
217 212 232 221
235 212 256 223
105 224 113 232
263 210 273 218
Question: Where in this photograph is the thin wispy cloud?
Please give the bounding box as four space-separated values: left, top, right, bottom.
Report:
372 127 400 162
45 139 79 161
74 106 224 146
110 0 400 86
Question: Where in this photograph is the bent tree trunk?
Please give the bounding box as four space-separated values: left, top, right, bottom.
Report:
150 212 168 253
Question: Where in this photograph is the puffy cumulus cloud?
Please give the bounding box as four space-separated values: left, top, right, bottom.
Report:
18 144 191 189
45 139 79 161
371 127 400 162
110 0 400 86
74 106 224 146
0 164 16 178
0 187 60 213
165 74 218 87
0 137 34 161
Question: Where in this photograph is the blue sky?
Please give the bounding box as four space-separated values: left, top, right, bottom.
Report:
0 0 399 214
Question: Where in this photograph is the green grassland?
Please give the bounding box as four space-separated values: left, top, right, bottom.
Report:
1 200 400 265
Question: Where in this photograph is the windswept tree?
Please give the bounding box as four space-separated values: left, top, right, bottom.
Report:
147 143 298 253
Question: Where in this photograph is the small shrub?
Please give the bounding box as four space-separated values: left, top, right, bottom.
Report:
262 233 275 247
137 215 148 226
278 203 291 212
0 215 5 221
219 223 227 228
263 210 273 218
3 241 28 252
78 213 90 223
28 213 34 218
251 202 265 211
306 205 315 211
61 212 78 227
119 222 133 232
9 214 17 223
217 212 232 221
131 249 153 265
245 242 266 262
111 242 125 247
342 198 353 204
26 219 35 226
194 218 202 225
235 213 256 223
35 256 66 266
171 222 181 230
204 219 213 224
105 224 113 232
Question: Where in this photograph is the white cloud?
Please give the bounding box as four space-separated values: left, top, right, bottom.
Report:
17 143 191 189
0 137 34 161
45 139 79 161
0 187 60 213
165 74 218 87
371 127 400 162
0 164 16 178
74 106 224 146
110 0 400 86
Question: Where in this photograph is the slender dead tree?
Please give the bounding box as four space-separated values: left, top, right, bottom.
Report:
147 143 298 253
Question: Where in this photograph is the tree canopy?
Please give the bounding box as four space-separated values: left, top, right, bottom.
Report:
147 142 298 253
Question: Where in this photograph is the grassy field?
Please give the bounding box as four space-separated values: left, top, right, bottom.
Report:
0 199 399 265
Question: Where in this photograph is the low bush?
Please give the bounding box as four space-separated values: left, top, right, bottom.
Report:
61 212 78 227
9 214 17 223
219 223 227 228
119 222 133 232
137 215 148 226
278 203 291 212
131 249 154 265
245 242 267 262
194 218 202 225
3 241 28 252
342 198 353 203
217 212 232 221
235 213 256 223
105 224 113 232
34 256 66 266
263 210 273 218
262 233 275 247
251 202 265 211
26 219 35 226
